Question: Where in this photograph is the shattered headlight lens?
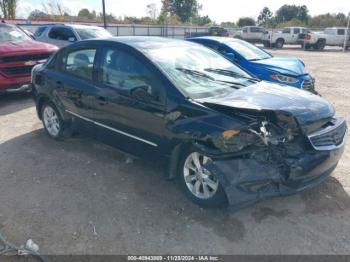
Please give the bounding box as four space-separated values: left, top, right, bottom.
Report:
270 74 298 84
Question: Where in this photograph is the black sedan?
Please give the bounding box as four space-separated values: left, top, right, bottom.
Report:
32 37 347 208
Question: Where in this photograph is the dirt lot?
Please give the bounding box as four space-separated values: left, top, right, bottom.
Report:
0 47 349 255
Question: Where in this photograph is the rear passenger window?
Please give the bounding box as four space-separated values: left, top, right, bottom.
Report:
49 27 76 41
34 26 46 37
99 48 164 103
338 29 345 35
294 28 300 34
250 27 262 33
63 49 96 80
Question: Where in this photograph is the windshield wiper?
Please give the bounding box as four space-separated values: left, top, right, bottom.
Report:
176 67 215 80
249 57 270 61
204 68 260 82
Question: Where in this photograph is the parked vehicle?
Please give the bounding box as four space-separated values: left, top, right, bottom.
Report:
0 23 58 93
299 27 350 50
34 24 112 48
32 37 346 208
234 26 265 43
262 27 311 48
188 37 316 93
185 27 229 38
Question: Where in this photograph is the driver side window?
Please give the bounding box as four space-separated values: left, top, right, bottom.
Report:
99 48 164 104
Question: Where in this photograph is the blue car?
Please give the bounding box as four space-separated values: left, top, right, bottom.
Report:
188 37 316 93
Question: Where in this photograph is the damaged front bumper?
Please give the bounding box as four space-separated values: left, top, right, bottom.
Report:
204 143 345 209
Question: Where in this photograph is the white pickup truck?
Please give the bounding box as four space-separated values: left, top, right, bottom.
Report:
261 27 311 48
234 26 265 43
299 27 350 50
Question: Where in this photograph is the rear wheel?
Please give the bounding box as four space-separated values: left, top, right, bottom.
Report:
178 148 228 207
275 39 284 49
41 101 71 140
314 39 326 50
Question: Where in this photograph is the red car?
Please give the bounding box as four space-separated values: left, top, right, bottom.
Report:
0 23 58 93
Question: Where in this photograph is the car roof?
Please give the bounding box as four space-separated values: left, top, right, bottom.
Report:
188 36 244 44
85 36 197 50
42 24 103 30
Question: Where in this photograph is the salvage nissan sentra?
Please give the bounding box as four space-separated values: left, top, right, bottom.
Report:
31 37 347 208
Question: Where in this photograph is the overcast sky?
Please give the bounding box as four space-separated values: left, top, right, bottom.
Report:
17 0 350 23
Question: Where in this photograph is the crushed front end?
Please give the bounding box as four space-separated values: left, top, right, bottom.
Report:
196 107 347 209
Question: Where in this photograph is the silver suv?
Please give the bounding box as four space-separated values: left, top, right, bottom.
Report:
34 24 112 48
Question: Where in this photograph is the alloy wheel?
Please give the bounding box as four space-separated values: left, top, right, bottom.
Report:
183 152 219 199
43 105 60 137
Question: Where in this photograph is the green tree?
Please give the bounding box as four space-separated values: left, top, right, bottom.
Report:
276 4 309 23
78 8 96 19
257 7 272 26
237 17 255 27
308 13 348 27
162 0 200 23
193 15 212 26
98 12 116 23
296 5 309 23
28 9 48 19
0 0 17 19
221 21 236 28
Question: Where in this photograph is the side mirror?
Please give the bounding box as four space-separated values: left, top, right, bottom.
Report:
131 86 156 103
68 37 76 42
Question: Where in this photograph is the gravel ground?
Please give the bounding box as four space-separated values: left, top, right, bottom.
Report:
0 46 349 255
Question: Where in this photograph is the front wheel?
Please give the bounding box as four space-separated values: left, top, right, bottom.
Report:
178 149 228 207
263 42 271 48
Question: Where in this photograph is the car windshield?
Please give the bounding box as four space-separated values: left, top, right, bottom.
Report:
75 27 112 40
0 25 31 42
145 43 257 99
225 40 272 61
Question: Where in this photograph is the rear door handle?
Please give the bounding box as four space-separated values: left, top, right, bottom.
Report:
97 96 108 106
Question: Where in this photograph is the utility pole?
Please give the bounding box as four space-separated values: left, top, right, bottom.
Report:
344 12 350 52
102 0 107 29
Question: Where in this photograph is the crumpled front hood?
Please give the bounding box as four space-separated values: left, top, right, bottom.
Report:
0 40 57 56
196 81 334 125
251 56 306 76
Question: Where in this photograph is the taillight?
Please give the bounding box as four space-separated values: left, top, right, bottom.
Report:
305 34 311 40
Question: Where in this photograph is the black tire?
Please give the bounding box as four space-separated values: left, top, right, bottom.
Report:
177 147 228 208
41 101 71 140
275 38 284 49
314 39 326 50
263 42 271 48
304 43 312 50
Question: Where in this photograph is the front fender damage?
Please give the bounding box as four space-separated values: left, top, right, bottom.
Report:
204 157 281 209
200 145 344 209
